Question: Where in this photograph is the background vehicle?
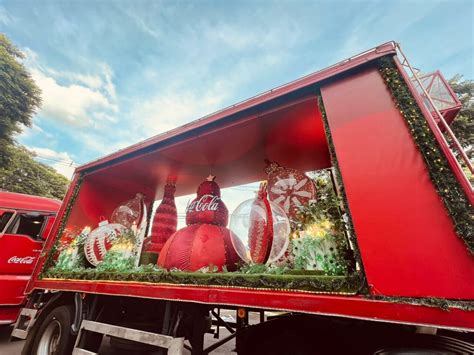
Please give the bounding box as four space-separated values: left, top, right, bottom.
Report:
0 192 60 325
13 42 473 354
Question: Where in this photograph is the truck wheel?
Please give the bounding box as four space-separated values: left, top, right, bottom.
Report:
31 305 76 355
373 334 474 354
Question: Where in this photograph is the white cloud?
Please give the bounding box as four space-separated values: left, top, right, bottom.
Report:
132 48 285 140
28 146 76 179
135 90 226 137
31 68 117 127
23 49 118 128
49 70 103 90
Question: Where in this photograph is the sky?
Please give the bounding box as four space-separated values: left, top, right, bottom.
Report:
1 0 473 180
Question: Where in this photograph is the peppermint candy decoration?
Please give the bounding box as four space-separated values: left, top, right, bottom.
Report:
265 160 316 220
84 221 126 266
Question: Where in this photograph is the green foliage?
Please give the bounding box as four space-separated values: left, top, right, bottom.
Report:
0 33 41 147
449 75 473 159
0 144 69 199
292 235 346 275
0 35 67 199
96 251 137 272
239 263 291 275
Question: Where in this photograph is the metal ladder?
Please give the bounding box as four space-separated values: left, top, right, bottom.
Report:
72 320 184 355
11 307 38 340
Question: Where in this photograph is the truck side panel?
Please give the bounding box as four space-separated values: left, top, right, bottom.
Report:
321 67 473 299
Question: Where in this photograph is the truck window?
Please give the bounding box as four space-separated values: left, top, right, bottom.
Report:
0 211 14 232
7 214 45 240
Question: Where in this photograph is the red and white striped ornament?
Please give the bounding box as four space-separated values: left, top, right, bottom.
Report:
84 221 126 266
248 182 273 264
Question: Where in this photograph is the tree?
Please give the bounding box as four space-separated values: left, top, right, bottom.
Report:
0 144 69 200
449 75 473 159
0 33 41 148
0 34 69 199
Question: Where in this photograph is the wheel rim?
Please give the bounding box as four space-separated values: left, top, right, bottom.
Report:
37 318 62 355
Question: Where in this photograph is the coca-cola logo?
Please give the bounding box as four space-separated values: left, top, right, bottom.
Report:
7 256 35 264
186 195 220 213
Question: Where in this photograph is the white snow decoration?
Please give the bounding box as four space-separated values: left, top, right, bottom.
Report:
294 178 308 190
294 190 312 198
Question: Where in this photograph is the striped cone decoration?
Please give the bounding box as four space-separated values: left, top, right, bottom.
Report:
144 180 177 254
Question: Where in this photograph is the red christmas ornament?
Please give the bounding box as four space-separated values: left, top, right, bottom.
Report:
265 160 316 220
144 181 178 253
157 224 242 271
185 175 228 227
248 183 274 264
158 175 243 271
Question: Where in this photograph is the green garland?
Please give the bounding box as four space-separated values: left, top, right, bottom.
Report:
367 295 474 312
317 95 368 290
378 57 473 255
41 173 85 273
41 268 363 294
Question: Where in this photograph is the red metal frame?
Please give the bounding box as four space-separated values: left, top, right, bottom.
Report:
32 279 474 331
415 70 462 124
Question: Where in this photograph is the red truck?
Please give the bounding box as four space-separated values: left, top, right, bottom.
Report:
0 192 60 326
12 42 473 354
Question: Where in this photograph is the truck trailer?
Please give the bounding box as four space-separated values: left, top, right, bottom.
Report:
12 41 473 354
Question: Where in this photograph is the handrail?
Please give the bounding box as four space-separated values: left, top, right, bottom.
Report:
396 44 473 177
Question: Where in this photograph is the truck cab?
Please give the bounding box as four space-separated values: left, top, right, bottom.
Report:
0 192 61 325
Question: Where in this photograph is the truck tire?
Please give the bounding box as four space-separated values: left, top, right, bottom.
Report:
373 334 474 354
30 305 76 355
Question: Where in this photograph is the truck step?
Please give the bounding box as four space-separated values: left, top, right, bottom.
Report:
73 320 184 355
11 307 38 340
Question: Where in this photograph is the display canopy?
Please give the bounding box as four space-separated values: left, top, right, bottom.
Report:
70 96 331 228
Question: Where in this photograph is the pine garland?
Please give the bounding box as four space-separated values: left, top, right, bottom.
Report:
41 173 85 273
378 57 473 254
367 295 474 312
41 268 363 293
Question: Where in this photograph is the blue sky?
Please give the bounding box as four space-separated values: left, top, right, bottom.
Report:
1 0 472 178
